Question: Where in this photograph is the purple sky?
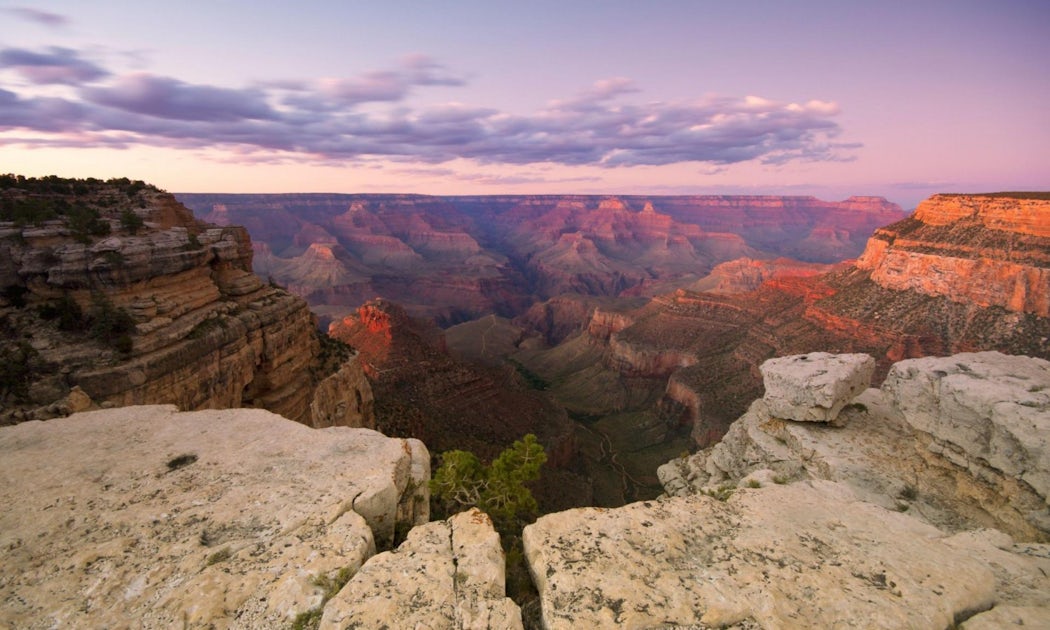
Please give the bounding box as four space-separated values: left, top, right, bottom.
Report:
1 1 1047 208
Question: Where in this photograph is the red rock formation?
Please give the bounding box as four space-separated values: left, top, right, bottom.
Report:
525 193 1050 446
177 193 905 324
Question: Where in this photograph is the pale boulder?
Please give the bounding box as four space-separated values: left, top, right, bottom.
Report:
524 480 996 629
0 405 429 630
760 352 875 423
321 508 522 630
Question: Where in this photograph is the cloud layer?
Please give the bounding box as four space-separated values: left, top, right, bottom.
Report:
0 46 856 168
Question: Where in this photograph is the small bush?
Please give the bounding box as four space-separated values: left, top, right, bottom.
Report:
0 340 38 401
119 208 144 234
205 547 232 566
88 293 135 352
38 293 87 332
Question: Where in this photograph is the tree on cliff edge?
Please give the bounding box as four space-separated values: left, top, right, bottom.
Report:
430 433 547 534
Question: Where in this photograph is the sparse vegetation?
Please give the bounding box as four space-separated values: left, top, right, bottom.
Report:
119 208 145 234
0 339 38 402
290 567 355 630
87 293 135 354
702 483 736 502
746 479 761 489
430 434 547 535
205 547 232 566
506 358 549 390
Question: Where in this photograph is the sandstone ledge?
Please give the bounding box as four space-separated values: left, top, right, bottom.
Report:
0 406 429 629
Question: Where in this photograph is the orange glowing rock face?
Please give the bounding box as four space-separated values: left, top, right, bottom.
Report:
857 194 1050 317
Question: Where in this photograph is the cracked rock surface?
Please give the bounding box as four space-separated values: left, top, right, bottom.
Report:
0 405 428 629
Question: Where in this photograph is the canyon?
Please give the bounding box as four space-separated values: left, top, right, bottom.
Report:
3 180 1049 627
176 193 904 326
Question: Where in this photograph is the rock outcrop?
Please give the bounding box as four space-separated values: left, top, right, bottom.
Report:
857 194 1050 317
760 352 874 423
660 351 1050 541
1 177 369 428
0 405 429 629
524 351 1050 628
524 481 1012 629
321 509 522 630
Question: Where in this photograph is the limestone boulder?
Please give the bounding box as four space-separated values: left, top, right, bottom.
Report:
760 352 875 423
321 508 522 630
524 480 997 629
0 405 429 630
884 352 1050 534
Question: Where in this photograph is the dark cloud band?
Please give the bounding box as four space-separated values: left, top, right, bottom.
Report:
0 46 856 168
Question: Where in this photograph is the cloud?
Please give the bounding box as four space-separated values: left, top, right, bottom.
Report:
82 73 277 122
0 46 108 84
1 46 857 169
6 7 69 27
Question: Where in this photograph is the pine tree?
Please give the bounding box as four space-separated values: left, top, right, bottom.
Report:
430 434 547 534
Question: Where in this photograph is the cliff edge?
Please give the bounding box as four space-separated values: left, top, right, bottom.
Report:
0 176 371 428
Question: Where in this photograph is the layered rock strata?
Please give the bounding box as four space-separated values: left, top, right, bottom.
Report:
1 181 368 427
177 193 903 324
857 194 1050 317
321 509 522 630
0 405 429 629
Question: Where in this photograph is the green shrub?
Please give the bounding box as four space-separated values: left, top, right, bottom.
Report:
119 208 144 234
430 434 547 535
0 340 38 401
38 293 87 332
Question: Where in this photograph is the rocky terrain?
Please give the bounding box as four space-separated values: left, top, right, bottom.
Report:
176 193 903 326
0 176 371 428
525 351 1050 628
5 351 1047 629
511 193 1050 448
0 405 430 629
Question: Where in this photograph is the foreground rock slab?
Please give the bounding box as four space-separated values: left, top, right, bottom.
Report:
884 351 1050 533
321 508 522 629
760 352 875 423
0 405 429 629
524 480 996 629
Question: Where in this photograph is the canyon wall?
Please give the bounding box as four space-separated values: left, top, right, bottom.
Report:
518 193 1050 446
0 178 369 428
177 193 904 325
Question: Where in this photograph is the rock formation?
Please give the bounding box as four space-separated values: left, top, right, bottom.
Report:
515 193 1050 447
0 405 429 629
177 193 904 325
524 351 1050 628
0 177 371 429
321 509 522 629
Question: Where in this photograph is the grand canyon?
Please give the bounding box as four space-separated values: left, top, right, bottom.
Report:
2 177 1049 628
3 2 1046 627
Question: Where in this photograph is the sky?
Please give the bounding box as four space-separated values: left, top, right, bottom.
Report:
0 1 1047 208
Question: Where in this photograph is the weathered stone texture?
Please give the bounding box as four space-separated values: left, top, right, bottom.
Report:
524 481 998 629
0 405 428 629
321 508 522 630
760 352 874 423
